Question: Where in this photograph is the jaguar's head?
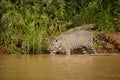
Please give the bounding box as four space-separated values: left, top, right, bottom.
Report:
47 38 62 54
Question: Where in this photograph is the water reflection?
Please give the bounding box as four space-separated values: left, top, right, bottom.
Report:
0 54 120 80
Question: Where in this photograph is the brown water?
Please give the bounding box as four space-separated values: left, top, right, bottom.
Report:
0 54 120 80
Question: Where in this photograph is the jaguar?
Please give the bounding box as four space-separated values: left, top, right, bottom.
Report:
47 30 107 55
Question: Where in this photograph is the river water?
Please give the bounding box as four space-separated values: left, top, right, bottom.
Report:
0 54 120 80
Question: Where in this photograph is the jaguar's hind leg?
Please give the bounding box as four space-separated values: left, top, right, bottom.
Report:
81 47 88 54
87 45 97 54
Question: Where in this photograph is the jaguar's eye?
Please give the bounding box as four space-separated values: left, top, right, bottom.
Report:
55 39 58 42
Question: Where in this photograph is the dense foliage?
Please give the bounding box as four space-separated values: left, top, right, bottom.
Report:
0 0 119 54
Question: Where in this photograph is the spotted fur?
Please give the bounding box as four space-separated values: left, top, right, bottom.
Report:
47 30 107 55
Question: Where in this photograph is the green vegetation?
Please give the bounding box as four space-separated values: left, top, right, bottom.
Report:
0 0 119 54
